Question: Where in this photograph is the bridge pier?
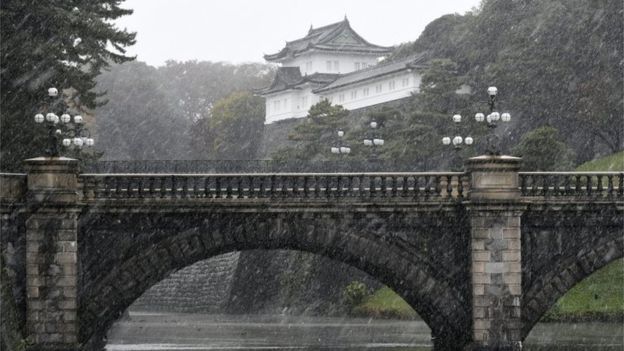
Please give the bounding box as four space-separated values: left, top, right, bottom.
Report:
24 157 80 350
466 156 523 350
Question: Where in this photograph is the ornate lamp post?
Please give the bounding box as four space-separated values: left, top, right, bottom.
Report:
34 87 94 157
442 114 474 171
474 86 512 155
330 130 351 155
363 121 384 161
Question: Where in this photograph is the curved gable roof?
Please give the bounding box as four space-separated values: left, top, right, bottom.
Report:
264 19 393 62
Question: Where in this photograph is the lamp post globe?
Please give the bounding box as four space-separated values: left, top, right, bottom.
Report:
501 112 511 122
442 137 451 145
487 86 498 98
452 114 462 123
475 113 485 122
47 87 58 97
34 113 44 123
465 136 474 145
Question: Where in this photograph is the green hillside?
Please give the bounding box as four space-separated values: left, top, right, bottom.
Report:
576 151 624 171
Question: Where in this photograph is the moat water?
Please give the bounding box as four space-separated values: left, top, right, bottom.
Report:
106 312 624 351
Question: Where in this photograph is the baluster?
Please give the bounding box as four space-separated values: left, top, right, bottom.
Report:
172 176 179 198
314 175 320 198
325 176 332 198
575 175 582 196
126 178 133 198
237 177 243 198
336 176 342 198
148 177 155 198
203 177 210 198
281 176 288 198
370 176 377 197
391 176 397 198
541 175 548 197
359 175 365 198
435 176 442 197
137 178 144 198
347 175 354 197
402 176 409 197
586 175 592 196
519 174 526 196
458 175 464 199
160 177 167 198
303 176 309 198
258 176 265 198
215 177 221 198
379 176 386 197
619 173 624 197
270 175 276 198
597 174 604 196
114 177 122 198
182 177 189 198
424 175 431 198
607 175 614 197
226 177 233 198
248 176 254 198
292 176 299 197
446 175 453 198
193 177 199 197
564 174 571 196
413 176 420 200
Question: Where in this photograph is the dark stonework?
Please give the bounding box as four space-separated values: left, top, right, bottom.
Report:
0 157 622 351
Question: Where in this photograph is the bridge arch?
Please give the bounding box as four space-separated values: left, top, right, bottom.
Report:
521 207 624 339
77 209 471 350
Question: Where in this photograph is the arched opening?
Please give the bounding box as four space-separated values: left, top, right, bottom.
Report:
524 258 624 349
105 250 432 350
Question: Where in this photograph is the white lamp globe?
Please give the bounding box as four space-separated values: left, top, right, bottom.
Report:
453 136 463 146
55 129 62 135
73 137 83 147
61 114 71 123
51 114 59 124
86 138 94 146
442 137 451 145
475 113 485 122
452 114 462 123
501 112 511 122
62 139 71 146
45 113 55 122
73 115 83 124
486 114 493 123
340 146 350 154
370 121 378 129
487 86 498 97
48 87 58 97
337 130 344 137
364 139 373 146
344 147 351 154
373 138 384 146
465 136 474 145
331 147 339 154
491 112 500 121
34 114 44 123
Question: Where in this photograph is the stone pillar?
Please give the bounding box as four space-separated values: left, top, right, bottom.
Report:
24 157 80 350
466 155 524 350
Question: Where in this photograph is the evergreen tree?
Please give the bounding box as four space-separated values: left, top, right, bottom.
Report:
272 100 350 162
512 126 575 171
1 0 136 170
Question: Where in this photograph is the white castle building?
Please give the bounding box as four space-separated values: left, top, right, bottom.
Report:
258 18 428 124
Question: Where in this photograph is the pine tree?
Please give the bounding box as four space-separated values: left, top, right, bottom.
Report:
1 0 136 170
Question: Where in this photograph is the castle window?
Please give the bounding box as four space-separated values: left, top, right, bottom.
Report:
306 61 312 72
333 61 339 72
354 62 361 70
388 80 396 90
350 90 357 100
326 61 332 71
363 87 370 97
402 78 410 87
339 94 345 102
375 84 382 93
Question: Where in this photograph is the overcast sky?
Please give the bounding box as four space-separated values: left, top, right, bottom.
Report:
115 0 482 66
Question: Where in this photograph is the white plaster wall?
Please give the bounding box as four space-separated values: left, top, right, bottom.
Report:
282 52 380 75
265 88 320 124
320 71 422 111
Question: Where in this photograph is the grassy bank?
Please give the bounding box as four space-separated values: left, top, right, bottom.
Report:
542 258 624 322
352 286 417 320
575 151 624 172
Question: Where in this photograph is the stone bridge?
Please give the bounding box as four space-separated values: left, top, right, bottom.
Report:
1 156 622 351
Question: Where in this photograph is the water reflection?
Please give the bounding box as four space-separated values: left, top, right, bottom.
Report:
107 312 623 351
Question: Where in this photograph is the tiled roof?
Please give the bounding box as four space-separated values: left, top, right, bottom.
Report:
313 54 429 93
264 19 393 62
257 67 340 95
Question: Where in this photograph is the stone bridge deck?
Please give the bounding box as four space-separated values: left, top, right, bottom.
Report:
1 158 622 351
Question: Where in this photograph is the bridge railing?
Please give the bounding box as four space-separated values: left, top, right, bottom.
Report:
519 172 624 198
79 173 468 201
